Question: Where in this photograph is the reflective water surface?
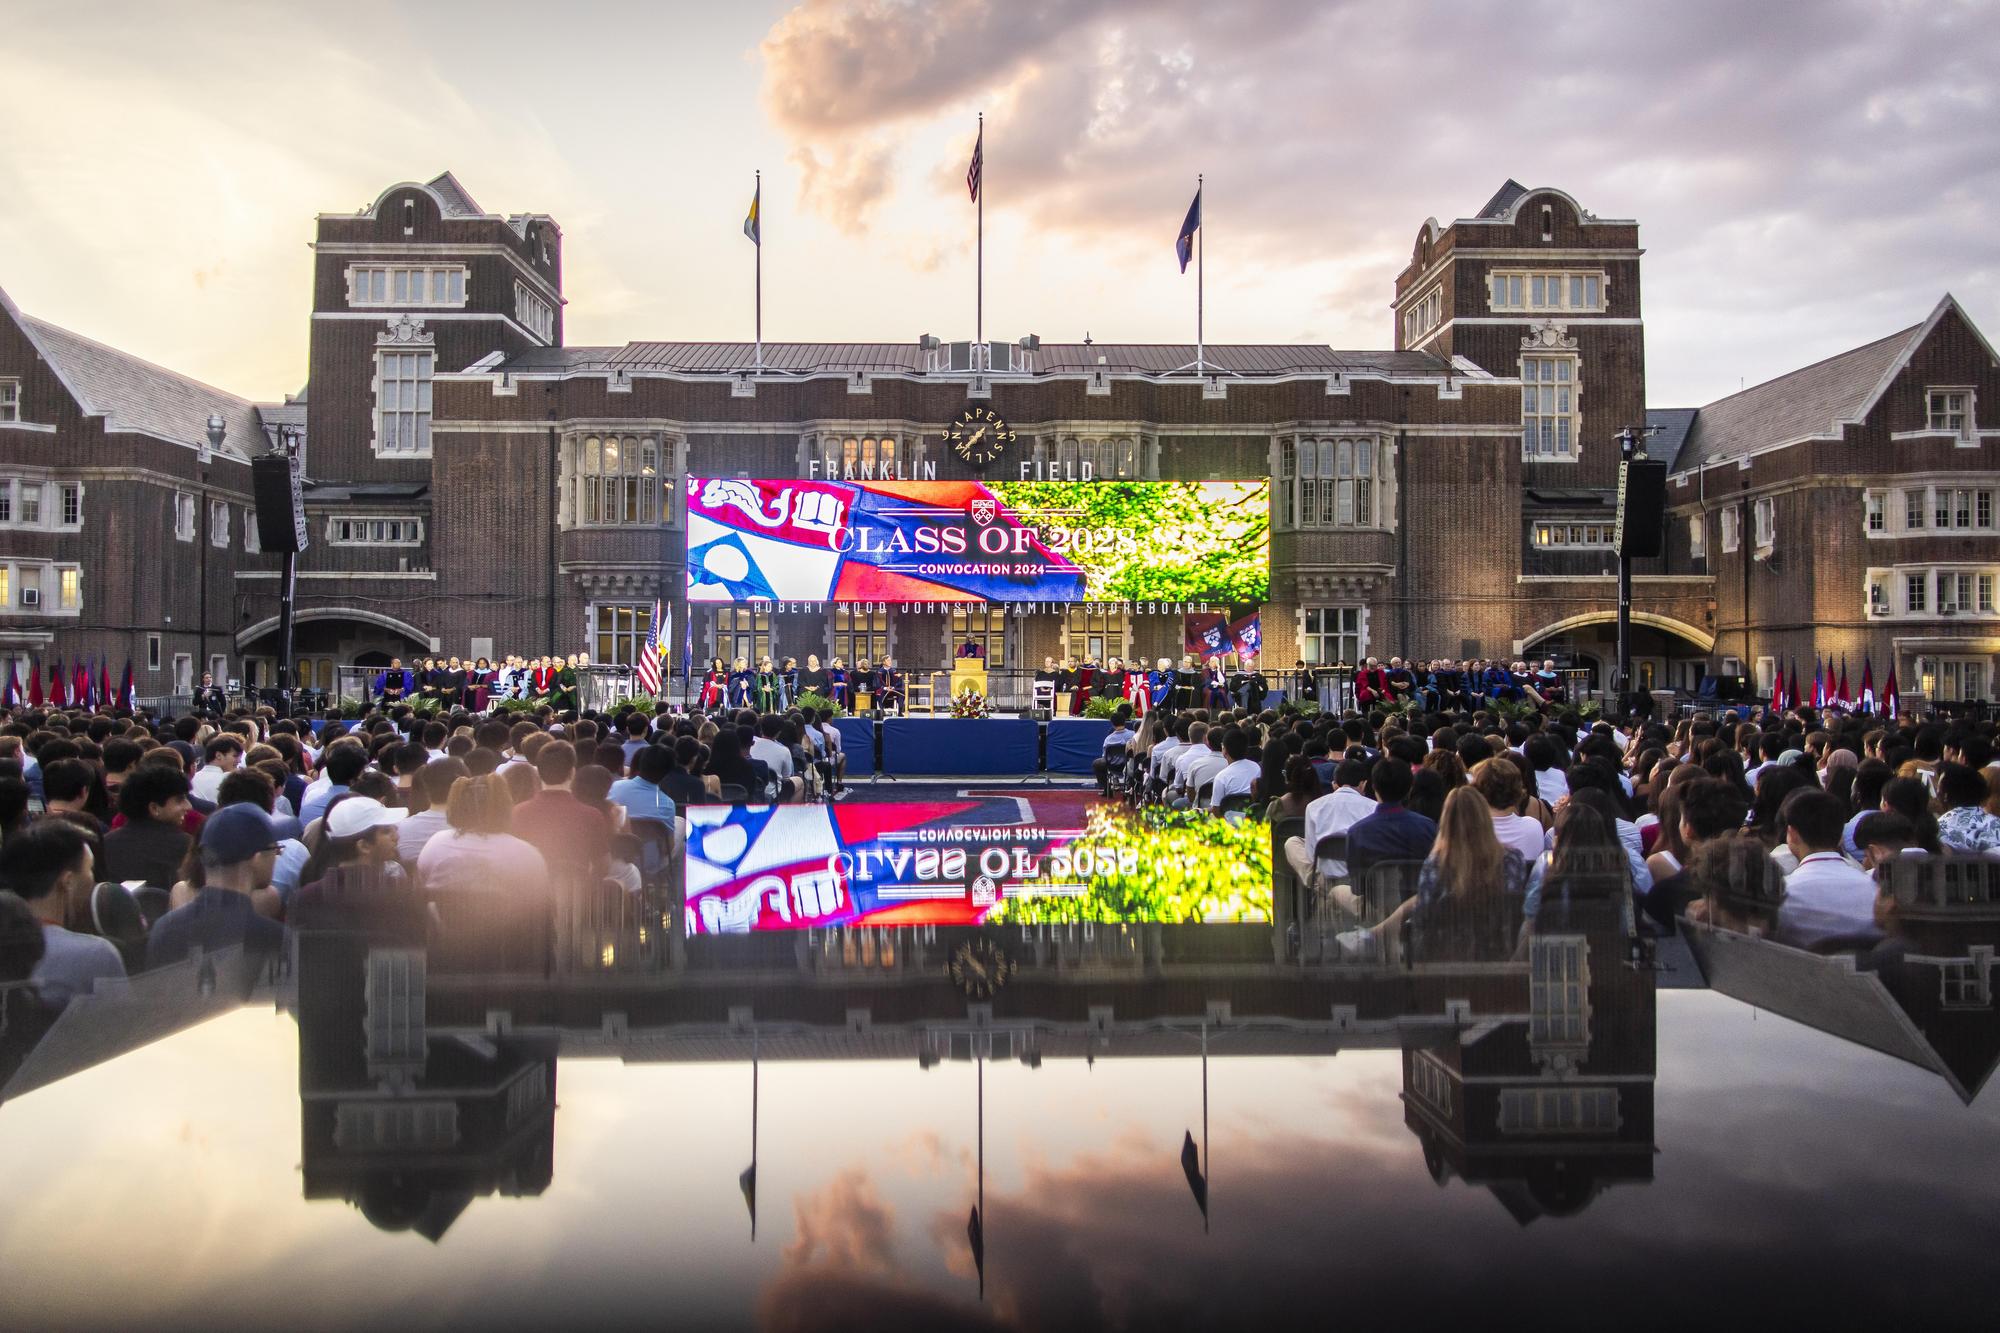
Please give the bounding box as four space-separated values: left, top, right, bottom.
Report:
3 860 1997 1330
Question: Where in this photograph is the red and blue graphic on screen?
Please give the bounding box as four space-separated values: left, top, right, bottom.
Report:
1183 608 1262 659
684 799 1089 934
686 477 1086 603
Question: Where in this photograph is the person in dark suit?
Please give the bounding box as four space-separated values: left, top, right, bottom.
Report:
1344 758 1438 902
873 658 905 714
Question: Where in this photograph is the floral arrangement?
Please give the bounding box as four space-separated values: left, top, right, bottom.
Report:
951 687 989 719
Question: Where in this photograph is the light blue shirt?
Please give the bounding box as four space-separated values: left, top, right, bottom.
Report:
608 776 676 827
299 782 348 830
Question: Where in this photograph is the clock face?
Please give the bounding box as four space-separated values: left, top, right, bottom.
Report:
942 406 1016 467
948 939 1016 999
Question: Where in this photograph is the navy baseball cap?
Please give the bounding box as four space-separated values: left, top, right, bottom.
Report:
199 804 281 866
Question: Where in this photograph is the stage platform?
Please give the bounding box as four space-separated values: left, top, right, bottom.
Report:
831 715 1116 777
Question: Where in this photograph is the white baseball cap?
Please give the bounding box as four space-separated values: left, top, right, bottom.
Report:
326 796 409 840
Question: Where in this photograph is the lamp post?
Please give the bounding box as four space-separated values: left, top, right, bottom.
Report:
1611 424 1658 708
202 412 223 694
273 425 302 709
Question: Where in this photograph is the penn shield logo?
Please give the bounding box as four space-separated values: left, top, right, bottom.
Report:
969 498 997 526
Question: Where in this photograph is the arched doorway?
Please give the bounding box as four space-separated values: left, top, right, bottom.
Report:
236 609 432 692
1518 612 1713 695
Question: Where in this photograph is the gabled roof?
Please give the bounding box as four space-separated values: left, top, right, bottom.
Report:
14 308 265 457
1476 179 1528 219
425 171 485 218
1644 407 1699 473
1670 323 1922 474
495 341 1453 381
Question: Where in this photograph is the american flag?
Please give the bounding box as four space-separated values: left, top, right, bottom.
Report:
636 599 665 696
966 124 982 202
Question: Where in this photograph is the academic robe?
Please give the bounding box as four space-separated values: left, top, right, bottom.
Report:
826 668 849 707
699 670 728 709
375 668 411 701
553 666 578 712
799 668 829 699
1354 667 1391 706
1123 669 1150 716
1203 664 1229 711
754 671 780 712
727 669 755 709
873 666 905 708
1148 669 1174 708
1070 666 1096 716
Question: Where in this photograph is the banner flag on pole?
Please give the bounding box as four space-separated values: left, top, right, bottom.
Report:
1176 185 1202 273
966 124 983 202
1859 655 1876 714
1180 1129 1208 1217
742 181 760 246
1883 664 1900 720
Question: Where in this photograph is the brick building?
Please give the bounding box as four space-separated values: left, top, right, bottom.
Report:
1660 295 2000 708
2 171 1989 705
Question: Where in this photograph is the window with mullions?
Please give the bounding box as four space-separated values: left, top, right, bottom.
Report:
1521 355 1577 458
0 379 19 422
816 435 901 477
593 603 655 668
1302 607 1362 665
329 517 422 544
1529 935 1590 1047
1532 522 1615 549
1065 607 1127 664
1051 436 1140 478
567 434 670 526
716 607 773 666
829 606 887 666
950 606 1007 666
375 349 433 454
1279 437 1377 529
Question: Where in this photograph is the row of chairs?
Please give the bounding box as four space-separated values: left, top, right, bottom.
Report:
1103 743 1259 818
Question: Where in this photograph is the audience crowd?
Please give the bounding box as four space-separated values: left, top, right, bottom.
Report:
1 684 1996 1028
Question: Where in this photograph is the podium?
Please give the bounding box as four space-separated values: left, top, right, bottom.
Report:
949 661 988 702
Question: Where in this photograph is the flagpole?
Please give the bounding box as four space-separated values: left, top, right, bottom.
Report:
1196 173 1204 375
750 1026 759 1241
754 171 763 373
1201 1018 1210 1235
976 112 984 366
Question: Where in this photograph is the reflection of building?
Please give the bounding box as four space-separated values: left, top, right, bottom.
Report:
294 909 556 1241
1401 909 1657 1222
1686 858 2000 1104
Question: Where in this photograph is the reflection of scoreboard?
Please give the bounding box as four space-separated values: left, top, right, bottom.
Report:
682 802 1140 935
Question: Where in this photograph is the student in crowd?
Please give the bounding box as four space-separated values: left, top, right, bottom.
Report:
1470 757 1544 867
100 765 194 888
1934 762 2000 853
412 774 544 893
510 742 611 881
397 759 469 871
0 820 122 1009
146 805 286 969
1207 729 1261 810
1344 758 1438 900
1774 787 1883 950
189 734 244 804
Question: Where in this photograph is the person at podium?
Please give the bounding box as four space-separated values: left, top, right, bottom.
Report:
957 638 985 659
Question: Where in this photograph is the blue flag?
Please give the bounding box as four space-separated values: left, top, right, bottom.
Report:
1176 185 1201 273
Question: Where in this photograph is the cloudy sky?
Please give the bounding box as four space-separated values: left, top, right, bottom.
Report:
1 0 1994 409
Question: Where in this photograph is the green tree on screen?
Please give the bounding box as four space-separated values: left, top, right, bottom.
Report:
991 481 1268 602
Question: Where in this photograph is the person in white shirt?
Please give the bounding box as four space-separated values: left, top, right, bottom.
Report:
189 735 245 804
1283 757 1376 885
1148 724 1190 787
1170 730 1226 808
397 758 466 871
1775 788 1882 950
749 716 796 783
1206 730 1260 809
1470 757 1544 866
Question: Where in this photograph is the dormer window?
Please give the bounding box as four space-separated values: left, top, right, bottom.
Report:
0 379 18 423
1927 388 1973 439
